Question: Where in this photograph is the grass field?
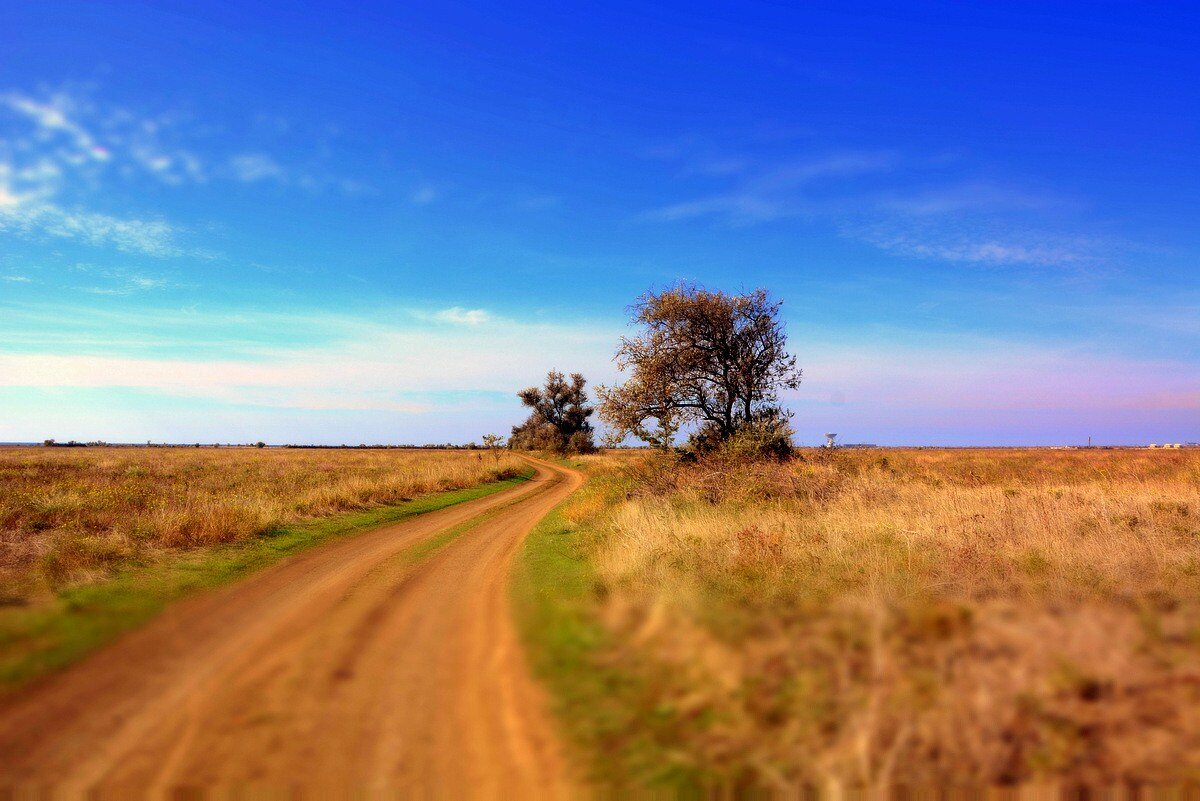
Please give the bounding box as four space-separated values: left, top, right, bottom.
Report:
0 446 526 607
0 446 529 688
519 448 1200 790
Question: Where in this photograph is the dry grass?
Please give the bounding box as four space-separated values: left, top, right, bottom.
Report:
567 448 1200 788
0 446 525 605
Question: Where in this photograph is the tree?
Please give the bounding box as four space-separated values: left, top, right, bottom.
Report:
510 371 597 454
597 285 801 455
481 434 505 449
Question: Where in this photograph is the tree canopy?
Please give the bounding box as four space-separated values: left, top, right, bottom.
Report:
597 285 801 454
510 370 597 454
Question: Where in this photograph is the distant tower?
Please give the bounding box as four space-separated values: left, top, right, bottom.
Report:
824 433 838 449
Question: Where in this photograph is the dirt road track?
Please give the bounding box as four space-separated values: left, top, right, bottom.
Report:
0 457 582 797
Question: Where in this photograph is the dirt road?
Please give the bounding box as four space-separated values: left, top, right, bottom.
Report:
0 457 582 796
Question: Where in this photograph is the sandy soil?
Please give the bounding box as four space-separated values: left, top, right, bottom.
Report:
0 457 582 797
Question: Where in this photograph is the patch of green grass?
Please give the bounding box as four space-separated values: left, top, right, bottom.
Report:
510 482 701 792
0 472 532 690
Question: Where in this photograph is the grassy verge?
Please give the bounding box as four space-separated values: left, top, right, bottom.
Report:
510 469 700 792
0 471 531 690
527 449 1200 788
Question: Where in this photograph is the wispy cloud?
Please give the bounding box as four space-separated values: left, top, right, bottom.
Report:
430 306 489 325
0 305 619 413
643 143 1107 268
747 152 896 192
849 181 1106 268
0 89 195 256
224 151 368 195
643 150 894 225
1 302 1194 444
0 199 180 257
2 92 111 163
228 153 286 183
0 85 368 258
777 331 1200 445
409 184 439 205
878 183 1072 216
80 273 171 295
643 193 791 224
857 228 1097 268
410 306 493 325
1 90 205 187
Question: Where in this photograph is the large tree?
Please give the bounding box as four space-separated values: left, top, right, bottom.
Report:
597 286 801 452
509 370 597 454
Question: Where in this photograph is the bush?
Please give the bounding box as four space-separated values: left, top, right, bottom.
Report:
687 412 794 462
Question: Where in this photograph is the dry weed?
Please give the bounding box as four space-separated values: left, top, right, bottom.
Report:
573 448 1200 787
0 447 525 603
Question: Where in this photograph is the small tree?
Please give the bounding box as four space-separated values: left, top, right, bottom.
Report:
598 285 801 456
510 371 597 454
481 433 505 460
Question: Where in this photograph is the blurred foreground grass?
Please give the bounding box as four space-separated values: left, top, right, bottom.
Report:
516 448 1200 790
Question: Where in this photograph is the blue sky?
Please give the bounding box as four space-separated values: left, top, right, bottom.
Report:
1 1 1196 445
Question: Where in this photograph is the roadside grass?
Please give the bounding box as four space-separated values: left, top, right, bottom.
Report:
510 458 704 792
517 448 1200 790
0 472 531 690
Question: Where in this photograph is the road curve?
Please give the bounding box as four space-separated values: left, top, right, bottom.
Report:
0 457 583 797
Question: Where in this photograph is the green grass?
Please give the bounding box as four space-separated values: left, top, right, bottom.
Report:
0 471 531 691
510 476 702 792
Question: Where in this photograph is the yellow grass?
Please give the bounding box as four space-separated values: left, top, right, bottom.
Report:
568 448 1200 787
0 446 525 605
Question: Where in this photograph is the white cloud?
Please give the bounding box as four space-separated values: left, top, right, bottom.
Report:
2 275 31 282
879 183 1070 216
858 229 1094 267
229 153 285 183
0 89 195 255
0 309 620 413
80 273 170 295
0 306 1194 446
0 86 363 257
642 145 1108 268
790 334 1200 412
0 199 180 257
430 306 490 325
0 302 1194 443
643 150 893 224
2 92 109 162
1 90 212 187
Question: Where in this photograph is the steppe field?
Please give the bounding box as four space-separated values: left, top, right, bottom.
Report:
522 447 1200 790
0 446 527 684
4 445 1200 791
